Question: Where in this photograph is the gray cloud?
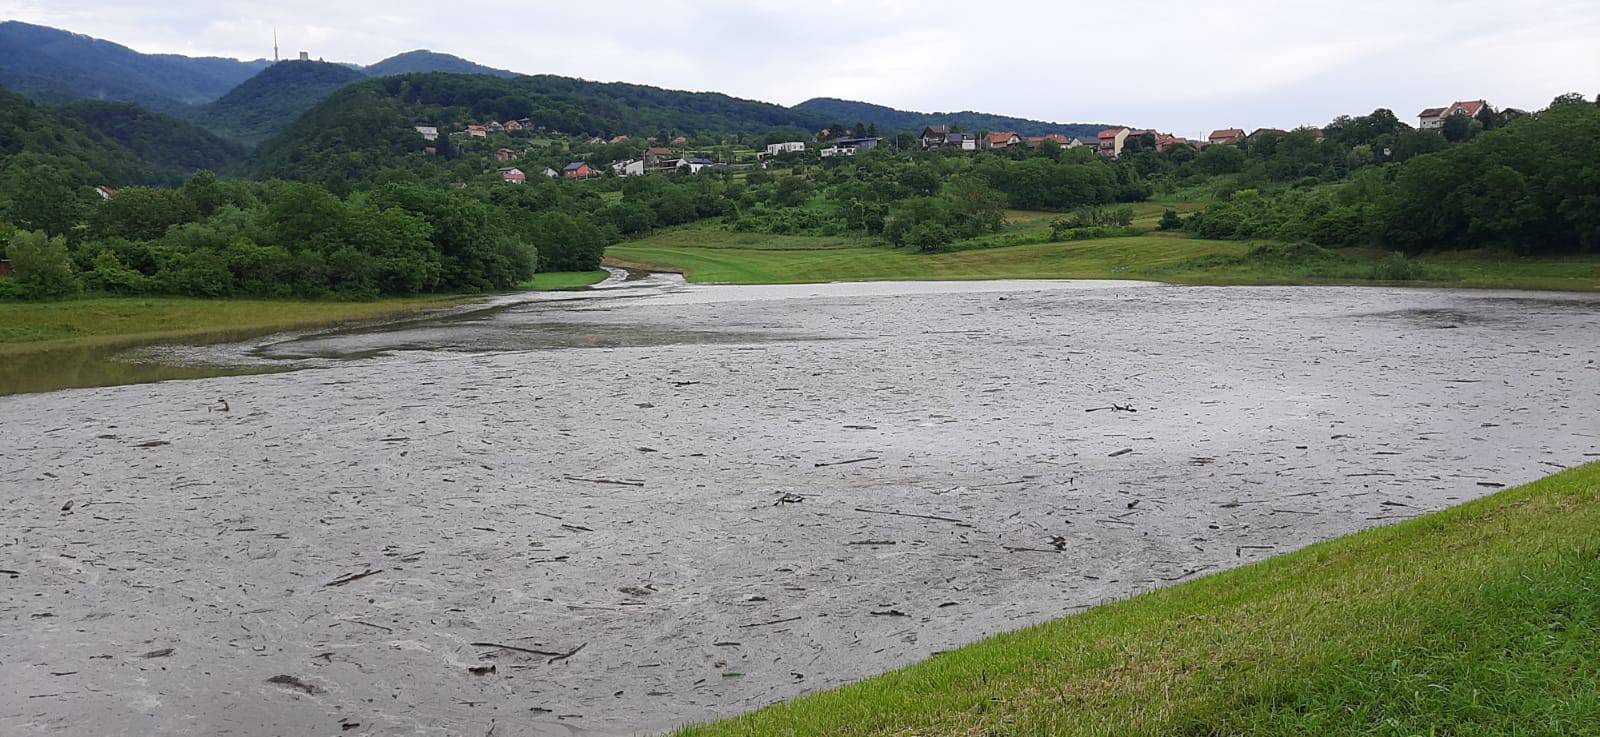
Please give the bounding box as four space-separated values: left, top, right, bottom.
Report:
6 0 1598 133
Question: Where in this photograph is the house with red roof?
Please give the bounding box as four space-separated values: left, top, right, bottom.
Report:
982 131 1022 149
495 148 515 163
1097 127 1131 158
563 162 599 179
1208 128 1245 146
1419 100 1488 129
498 167 526 184
466 125 488 139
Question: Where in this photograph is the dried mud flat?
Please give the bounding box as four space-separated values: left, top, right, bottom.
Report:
3 281 1598 736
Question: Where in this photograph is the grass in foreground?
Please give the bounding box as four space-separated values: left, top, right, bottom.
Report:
682 463 1600 736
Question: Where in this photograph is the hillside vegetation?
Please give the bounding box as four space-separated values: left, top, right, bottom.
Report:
186 60 370 145
681 463 1600 737
796 97 1113 138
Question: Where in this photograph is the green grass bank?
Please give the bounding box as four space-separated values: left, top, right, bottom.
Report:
681 462 1600 736
607 223 1600 291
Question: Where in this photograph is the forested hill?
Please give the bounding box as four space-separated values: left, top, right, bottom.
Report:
794 97 1115 138
57 101 245 176
0 21 269 110
365 51 516 78
249 73 832 182
186 60 370 145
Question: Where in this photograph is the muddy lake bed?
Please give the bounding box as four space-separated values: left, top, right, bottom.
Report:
3 276 1598 736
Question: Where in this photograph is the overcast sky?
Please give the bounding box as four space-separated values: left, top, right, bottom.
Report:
7 0 1599 136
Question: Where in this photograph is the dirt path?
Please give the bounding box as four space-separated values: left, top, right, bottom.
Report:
2 283 1597 736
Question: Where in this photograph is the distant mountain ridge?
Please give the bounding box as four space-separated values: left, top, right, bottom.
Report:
0 21 270 110
365 50 516 78
0 21 1113 150
794 97 1115 138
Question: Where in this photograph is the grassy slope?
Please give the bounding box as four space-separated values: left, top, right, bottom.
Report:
609 229 1244 284
683 463 1600 736
0 271 607 356
608 222 1600 291
519 270 609 290
0 296 462 356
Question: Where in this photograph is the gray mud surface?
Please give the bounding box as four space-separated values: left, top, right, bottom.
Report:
3 280 1598 736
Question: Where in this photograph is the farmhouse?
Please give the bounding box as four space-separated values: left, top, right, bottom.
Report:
466 125 488 139
644 147 676 167
414 125 439 142
1208 128 1245 145
982 131 1022 149
495 148 515 163
498 167 526 184
563 162 599 179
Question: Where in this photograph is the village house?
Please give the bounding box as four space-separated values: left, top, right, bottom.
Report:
920 125 976 151
563 162 599 179
672 135 689 145
485 121 505 133
612 159 646 177
608 135 630 145
542 167 560 179
495 148 515 163
1418 100 1488 129
674 157 716 174
1154 134 1192 154
93 185 117 201
466 125 488 139
1097 127 1131 158
982 131 1022 150
1207 128 1245 146
414 125 439 142
764 141 806 156
643 147 676 167
503 120 523 132
1022 134 1075 149
587 136 605 145
498 167 526 184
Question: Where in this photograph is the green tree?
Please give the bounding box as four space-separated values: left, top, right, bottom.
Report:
5 230 80 298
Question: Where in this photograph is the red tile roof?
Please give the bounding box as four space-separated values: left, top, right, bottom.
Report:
1098 128 1127 139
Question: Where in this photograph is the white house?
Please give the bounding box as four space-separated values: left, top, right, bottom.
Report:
764 141 806 156
541 167 560 179
674 158 715 174
612 159 645 177
1419 100 1488 129
414 125 439 142
819 145 851 158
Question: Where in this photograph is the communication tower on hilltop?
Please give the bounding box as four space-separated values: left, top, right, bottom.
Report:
273 28 279 62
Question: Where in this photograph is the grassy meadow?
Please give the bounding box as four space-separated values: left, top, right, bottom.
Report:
681 462 1600 736
607 215 1600 291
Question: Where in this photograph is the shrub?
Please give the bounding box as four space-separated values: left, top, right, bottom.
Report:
4 230 80 299
1158 209 1183 231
